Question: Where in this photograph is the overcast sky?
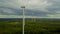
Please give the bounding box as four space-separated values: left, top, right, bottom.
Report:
0 0 60 18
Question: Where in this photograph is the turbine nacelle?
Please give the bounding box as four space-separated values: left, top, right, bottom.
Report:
21 6 25 8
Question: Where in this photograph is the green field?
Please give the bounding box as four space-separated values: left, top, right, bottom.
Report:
0 19 60 34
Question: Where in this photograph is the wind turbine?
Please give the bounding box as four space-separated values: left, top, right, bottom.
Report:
32 11 36 22
32 11 33 21
21 6 25 34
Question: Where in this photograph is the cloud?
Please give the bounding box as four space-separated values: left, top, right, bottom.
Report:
20 0 52 11
0 0 53 10
0 6 23 15
0 0 60 18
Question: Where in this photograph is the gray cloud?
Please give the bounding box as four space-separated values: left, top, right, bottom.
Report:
0 0 60 18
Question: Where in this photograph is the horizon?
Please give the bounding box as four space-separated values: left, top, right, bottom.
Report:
0 15 60 18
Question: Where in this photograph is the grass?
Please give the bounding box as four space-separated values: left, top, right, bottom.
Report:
0 19 60 34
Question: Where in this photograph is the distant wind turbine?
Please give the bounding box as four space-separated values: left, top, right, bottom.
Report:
32 11 36 22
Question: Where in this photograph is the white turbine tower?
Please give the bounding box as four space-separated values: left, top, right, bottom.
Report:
20 0 26 34
32 12 36 22
32 11 33 21
21 6 25 34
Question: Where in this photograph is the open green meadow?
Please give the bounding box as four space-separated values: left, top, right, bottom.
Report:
0 19 60 34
